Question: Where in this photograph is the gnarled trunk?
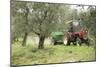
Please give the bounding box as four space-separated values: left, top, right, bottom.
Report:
22 32 28 46
38 36 45 49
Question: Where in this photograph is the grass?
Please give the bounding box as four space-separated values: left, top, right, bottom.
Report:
12 42 96 65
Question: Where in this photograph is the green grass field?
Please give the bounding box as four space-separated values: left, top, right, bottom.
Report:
12 42 96 65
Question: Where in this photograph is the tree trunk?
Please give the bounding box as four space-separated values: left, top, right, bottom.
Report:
38 36 45 49
22 32 28 46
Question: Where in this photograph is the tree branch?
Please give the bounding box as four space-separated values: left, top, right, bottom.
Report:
33 30 40 36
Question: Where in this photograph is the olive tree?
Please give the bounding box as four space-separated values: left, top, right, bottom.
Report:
29 3 69 49
11 1 72 49
11 1 30 46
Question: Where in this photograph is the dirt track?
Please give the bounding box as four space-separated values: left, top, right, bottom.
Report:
27 36 52 45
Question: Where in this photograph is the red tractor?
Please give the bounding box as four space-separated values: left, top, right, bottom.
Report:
65 20 90 46
65 28 90 46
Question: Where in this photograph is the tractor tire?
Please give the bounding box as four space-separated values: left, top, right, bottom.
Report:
67 40 70 46
54 41 57 45
77 38 82 46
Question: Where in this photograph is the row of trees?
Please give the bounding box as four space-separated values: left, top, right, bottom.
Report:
79 6 96 36
11 1 70 49
11 1 96 49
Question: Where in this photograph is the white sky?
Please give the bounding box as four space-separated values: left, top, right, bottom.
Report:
70 5 89 12
20 0 96 5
